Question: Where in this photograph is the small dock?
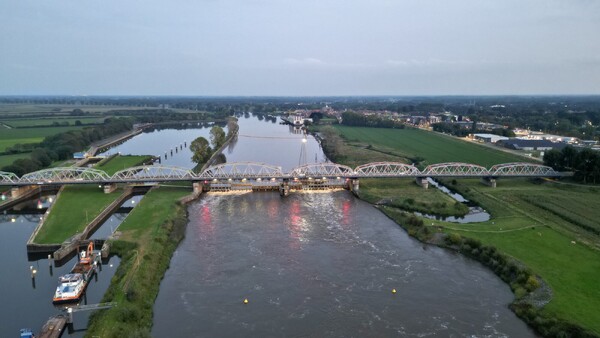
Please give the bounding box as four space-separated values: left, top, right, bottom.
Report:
37 303 116 337
38 315 67 338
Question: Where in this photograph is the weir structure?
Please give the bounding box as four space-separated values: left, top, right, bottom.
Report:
0 161 567 196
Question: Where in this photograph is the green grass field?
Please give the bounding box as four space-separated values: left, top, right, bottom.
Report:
434 179 600 334
0 126 83 151
0 104 142 115
334 126 529 168
96 155 154 176
359 178 468 217
0 153 31 168
34 185 121 244
1 116 106 128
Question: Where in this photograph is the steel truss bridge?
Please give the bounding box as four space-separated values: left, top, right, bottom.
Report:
0 162 565 187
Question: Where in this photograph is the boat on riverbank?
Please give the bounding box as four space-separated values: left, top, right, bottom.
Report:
52 242 98 304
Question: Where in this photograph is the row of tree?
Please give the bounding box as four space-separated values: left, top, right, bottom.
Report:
341 111 404 128
190 118 239 166
544 146 600 184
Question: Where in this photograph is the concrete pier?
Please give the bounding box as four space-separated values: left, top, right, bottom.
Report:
415 177 429 189
481 177 497 188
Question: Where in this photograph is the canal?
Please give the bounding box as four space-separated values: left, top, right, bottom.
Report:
0 210 121 337
149 116 536 337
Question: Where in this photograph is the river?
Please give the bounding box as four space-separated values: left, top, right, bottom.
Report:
150 116 536 337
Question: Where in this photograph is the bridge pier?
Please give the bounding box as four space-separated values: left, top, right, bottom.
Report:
347 178 360 193
103 184 117 194
11 185 36 198
193 182 204 194
279 180 290 197
415 177 429 189
481 177 497 188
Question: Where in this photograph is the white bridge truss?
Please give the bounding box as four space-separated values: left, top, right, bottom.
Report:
354 162 421 177
290 163 355 178
112 166 195 181
200 162 284 179
0 171 19 184
422 162 489 177
20 167 111 183
488 162 557 177
0 161 562 186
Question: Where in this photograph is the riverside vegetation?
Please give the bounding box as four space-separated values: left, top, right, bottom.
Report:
317 125 600 337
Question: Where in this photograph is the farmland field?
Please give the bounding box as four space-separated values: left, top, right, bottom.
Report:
334 126 530 167
1 116 106 127
0 153 31 167
0 126 82 151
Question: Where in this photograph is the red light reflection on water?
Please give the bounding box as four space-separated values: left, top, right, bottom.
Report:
198 204 214 235
288 199 302 250
341 199 351 227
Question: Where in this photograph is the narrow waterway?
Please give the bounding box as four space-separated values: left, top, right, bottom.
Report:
151 116 536 337
0 212 120 337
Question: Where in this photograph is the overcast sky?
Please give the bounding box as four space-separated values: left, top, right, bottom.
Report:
1 0 599 96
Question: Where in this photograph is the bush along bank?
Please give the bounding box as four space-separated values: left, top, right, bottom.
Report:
379 206 598 338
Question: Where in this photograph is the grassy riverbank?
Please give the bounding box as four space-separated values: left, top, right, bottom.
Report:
320 126 600 336
359 178 469 217
86 186 192 337
96 155 154 175
34 185 121 244
434 179 600 335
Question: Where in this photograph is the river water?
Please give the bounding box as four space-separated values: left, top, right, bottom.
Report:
150 116 536 337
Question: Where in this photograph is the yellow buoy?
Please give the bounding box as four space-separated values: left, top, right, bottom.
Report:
392 289 397 294
243 298 249 304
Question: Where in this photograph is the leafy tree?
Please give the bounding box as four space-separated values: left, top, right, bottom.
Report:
226 117 239 138
190 137 212 164
209 126 226 149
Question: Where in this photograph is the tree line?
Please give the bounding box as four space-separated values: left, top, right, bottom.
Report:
341 111 405 128
190 118 238 169
544 146 600 184
2 118 133 176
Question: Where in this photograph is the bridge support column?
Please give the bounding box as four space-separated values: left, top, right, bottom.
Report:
193 182 204 194
103 184 117 194
279 180 290 197
11 186 34 198
349 178 360 193
481 177 497 188
415 177 429 189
